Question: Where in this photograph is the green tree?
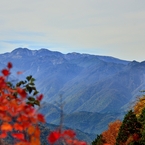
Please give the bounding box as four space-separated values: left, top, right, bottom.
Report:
138 107 145 144
134 95 145 117
92 134 106 145
116 110 141 145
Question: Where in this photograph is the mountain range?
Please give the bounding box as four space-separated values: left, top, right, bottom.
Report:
0 48 145 138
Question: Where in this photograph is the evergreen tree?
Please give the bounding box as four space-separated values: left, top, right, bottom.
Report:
92 134 106 145
138 107 145 144
116 110 141 145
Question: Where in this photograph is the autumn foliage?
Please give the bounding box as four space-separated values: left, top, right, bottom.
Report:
0 62 45 145
102 120 122 145
134 95 145 117
0 62 87 145
48 129 87 145
92 93 145 145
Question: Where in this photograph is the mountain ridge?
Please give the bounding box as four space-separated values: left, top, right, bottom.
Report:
0 48 144 135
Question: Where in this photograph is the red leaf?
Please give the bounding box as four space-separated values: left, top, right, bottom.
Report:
21 121 31 129
7 62 12 69
9 108 19 116
71 139 80 145
0 76 6 88
78 141 87 145
2 69 9 76
0 105 8 111
47 131 61 144
37 114 45 123
62 129 76 138
65 138 73 144
2 115 12 122
17 114 28 122
17 88 27 98
13 123 24 131
11 133 25 140
133 133 140 141
37 94 43 101
0 132 7 138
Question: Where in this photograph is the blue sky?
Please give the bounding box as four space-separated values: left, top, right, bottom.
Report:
0 0 145 61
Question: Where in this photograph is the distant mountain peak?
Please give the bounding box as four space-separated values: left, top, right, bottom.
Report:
11 47 32 57
39 48 51 52
127 60 140 67
11 47 59 56
12 47 29 52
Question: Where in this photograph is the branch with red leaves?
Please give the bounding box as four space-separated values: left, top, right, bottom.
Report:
0 62 87 145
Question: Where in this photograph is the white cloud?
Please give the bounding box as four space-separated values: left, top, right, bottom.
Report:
0 0 145 61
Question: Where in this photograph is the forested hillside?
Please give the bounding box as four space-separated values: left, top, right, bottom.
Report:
92 95 145 145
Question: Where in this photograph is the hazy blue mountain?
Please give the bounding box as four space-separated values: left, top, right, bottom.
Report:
1 48 145 135
38 102 125 135
39 102 61 123
51 111 124 134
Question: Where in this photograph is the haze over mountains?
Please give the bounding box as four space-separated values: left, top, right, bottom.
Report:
0 48 145 135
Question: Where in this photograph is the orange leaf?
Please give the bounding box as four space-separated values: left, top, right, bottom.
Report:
15 141 30 145
27 126 35 135
34 126 40 138
1 122 13 131
11 133 25 140
17 71 23 75
30 136 41 145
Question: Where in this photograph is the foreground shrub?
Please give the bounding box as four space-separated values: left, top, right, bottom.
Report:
116 110 141 145
0 62 87 145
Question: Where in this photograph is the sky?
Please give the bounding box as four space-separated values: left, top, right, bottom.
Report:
0 0 145 61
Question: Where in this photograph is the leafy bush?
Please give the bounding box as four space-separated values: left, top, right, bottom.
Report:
0 62 87 145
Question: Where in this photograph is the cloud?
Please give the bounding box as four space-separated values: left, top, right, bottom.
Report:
0 0 145 61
